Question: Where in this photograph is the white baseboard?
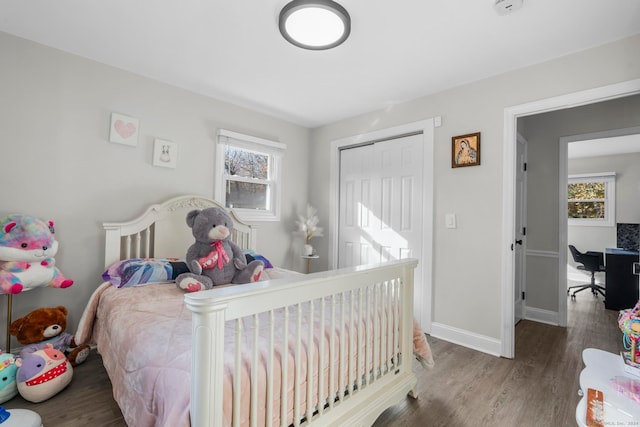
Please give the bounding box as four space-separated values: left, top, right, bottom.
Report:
524 306 559 326
430 322 502 357
431 308 561 357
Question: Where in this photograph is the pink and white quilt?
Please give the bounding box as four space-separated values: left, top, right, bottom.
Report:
76 268 433 427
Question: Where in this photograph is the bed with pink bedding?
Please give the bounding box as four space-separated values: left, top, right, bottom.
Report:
76 195 432 427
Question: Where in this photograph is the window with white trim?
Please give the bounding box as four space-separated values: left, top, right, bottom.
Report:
568 172 616 227
215 129 286 222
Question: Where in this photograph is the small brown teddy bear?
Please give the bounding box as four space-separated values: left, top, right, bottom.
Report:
9 306 90 366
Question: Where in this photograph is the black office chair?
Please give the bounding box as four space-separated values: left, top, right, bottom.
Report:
567 245 606 299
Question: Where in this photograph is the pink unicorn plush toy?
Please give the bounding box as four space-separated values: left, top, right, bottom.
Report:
0 214 73 295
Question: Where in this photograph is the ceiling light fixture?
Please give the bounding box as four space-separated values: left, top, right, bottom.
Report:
494 0 524 15
279 0 351 50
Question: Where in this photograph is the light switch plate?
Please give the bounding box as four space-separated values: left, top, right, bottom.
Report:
445 214 456 229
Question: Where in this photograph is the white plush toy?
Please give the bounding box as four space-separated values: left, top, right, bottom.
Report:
16 344 73 403
0 214 73 295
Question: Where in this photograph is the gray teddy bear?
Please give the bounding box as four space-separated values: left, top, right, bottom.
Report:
175 207 264 293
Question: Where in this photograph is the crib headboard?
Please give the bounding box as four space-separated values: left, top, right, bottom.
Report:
103 195 257 268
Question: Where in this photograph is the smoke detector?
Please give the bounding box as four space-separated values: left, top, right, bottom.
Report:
494 0 523 15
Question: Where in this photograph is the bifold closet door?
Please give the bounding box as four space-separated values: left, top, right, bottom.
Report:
337 132 424 271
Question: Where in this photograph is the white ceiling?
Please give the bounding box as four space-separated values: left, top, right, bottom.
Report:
569 133 640 159
1 0 639 128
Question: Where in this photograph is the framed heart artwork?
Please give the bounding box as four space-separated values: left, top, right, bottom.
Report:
109 112 139 146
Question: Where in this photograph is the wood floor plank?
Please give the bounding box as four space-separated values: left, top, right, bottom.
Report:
3 290 622 426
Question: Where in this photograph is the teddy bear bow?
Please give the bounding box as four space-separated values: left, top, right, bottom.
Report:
198 241 230 270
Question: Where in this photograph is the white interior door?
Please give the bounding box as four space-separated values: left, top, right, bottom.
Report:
338 134 424 321
514 135 528 324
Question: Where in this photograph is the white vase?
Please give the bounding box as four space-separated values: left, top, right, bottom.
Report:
303 244 313 256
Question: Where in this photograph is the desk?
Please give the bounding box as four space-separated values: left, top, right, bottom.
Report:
605 248 640 311
576 348 640 426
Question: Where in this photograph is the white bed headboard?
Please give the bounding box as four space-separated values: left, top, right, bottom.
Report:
103 195 257 268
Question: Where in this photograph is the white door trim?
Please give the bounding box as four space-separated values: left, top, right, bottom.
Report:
501 79 640 359
329 118 435 332
514 133 528 324
558 136 569 328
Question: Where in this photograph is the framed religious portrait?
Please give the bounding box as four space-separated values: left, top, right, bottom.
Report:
452 132 481 168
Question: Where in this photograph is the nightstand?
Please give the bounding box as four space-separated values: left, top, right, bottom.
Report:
301 255 319 273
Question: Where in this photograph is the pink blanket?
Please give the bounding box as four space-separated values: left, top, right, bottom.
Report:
76 269 433 427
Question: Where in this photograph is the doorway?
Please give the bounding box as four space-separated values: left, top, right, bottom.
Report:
562 127 640 315
501 79 640 358
329 119 435 332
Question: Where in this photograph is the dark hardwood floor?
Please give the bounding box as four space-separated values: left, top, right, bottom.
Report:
4 290 619 427
373 290 619 427
3 350 126 427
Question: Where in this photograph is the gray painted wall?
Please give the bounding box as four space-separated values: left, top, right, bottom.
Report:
2 28 639 353
0 32 311 346
310 34 640 341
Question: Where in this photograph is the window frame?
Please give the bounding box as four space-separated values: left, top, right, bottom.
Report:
567 172 616 227
215 129 286 222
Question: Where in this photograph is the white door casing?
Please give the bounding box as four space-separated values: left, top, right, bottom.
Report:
514 134 527 324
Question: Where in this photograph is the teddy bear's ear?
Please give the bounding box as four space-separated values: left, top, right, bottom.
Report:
55 306 68 316
9 317 25 336
185 210 201 228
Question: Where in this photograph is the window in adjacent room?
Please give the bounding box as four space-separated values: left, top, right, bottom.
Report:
215 129 286 222
567 172 616 226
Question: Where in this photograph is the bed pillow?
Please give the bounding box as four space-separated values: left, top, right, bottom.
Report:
103 258 189 288
242 249 273 269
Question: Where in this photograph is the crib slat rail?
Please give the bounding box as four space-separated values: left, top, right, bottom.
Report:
185 259 418 427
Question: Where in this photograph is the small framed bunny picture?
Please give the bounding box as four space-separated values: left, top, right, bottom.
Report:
153 139 178 169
